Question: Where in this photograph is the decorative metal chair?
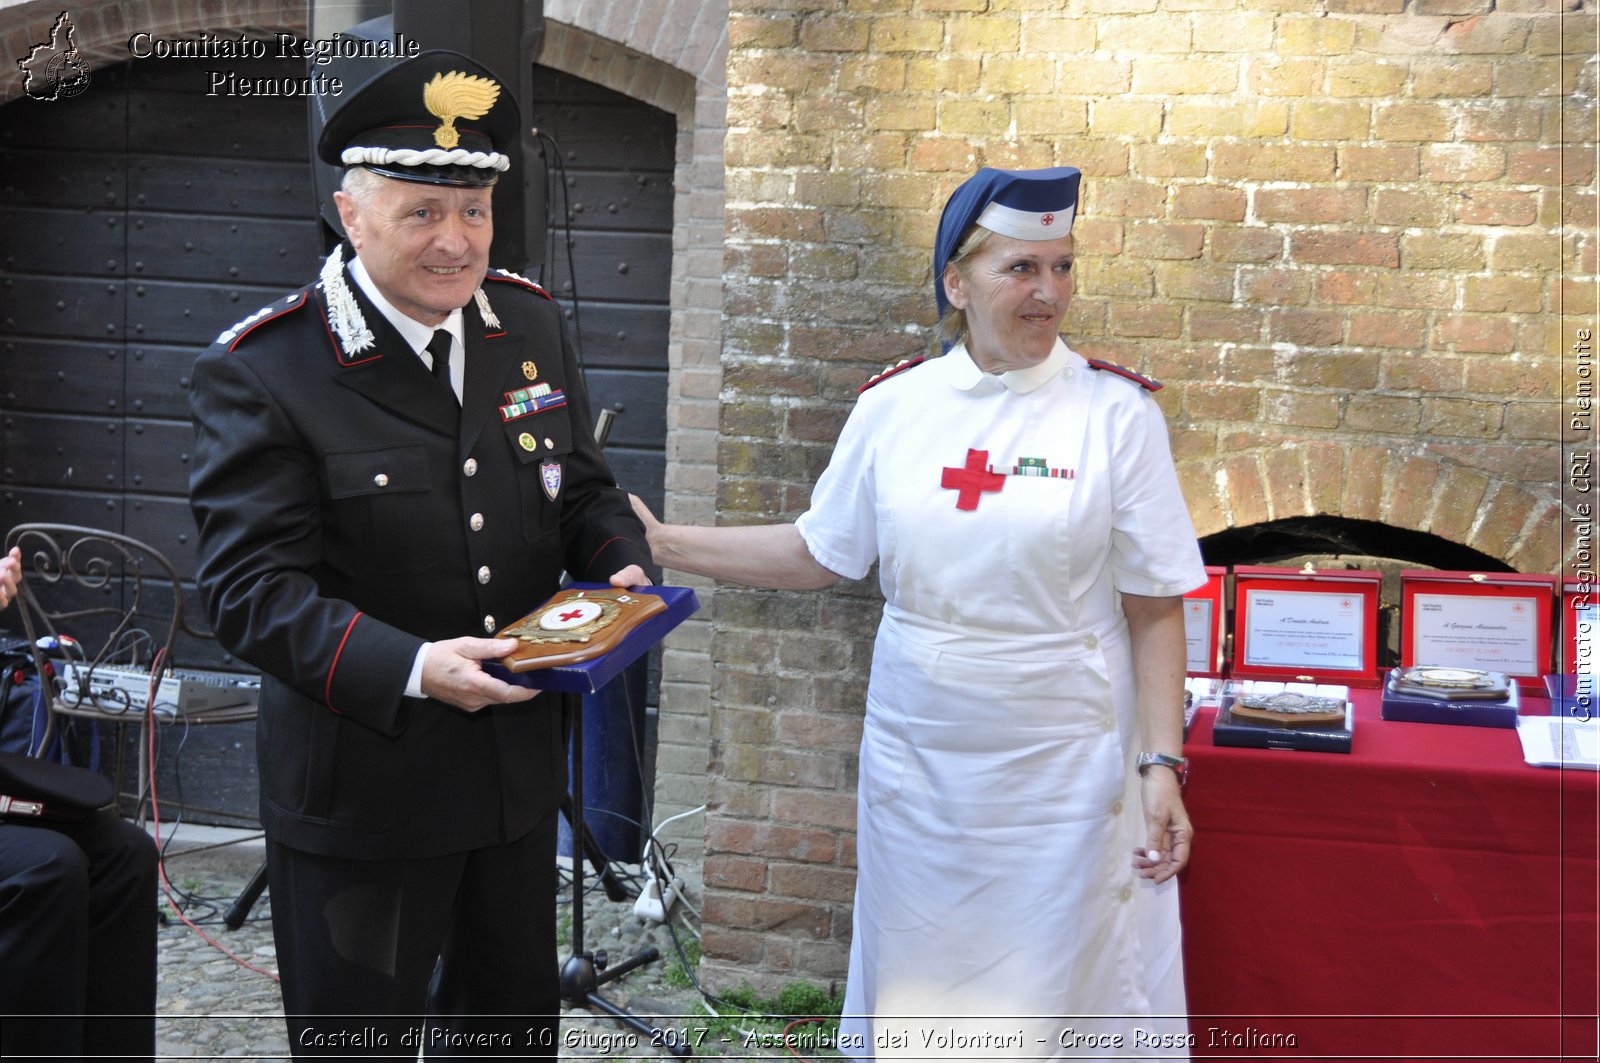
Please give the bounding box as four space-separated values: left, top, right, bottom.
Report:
3 524 258 822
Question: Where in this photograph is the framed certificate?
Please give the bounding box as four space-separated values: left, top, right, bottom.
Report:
1399 570 1555 690
1231 566 1383 686
1183 566 1228 677
1563 579 1597 676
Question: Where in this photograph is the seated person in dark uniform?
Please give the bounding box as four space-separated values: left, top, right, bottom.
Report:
0 545 159 1062
187 51 650 1057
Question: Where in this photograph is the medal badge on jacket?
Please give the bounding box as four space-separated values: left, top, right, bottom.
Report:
540 459 561 500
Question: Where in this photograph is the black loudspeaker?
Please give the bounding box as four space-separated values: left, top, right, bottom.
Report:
304 0 547 272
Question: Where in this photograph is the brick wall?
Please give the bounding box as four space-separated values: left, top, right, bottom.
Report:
704 0 1596 993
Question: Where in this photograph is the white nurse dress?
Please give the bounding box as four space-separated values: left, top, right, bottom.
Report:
795 339 1206 1060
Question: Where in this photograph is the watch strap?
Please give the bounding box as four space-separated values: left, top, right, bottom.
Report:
1136 751 1189 786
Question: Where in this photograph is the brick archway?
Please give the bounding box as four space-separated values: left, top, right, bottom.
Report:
538 20 697 120
1177 447 1562 575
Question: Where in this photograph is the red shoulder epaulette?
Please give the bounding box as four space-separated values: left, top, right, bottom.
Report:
1086 358 1162 392
216 291 310 351
858 356 926 394
486 268 554 301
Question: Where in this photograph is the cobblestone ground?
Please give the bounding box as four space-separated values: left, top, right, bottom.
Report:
151 830 796 1062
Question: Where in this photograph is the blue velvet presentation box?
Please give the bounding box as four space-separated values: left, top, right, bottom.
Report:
1544 674 1599 720
1212 682 1354 754
1380 667 1520 729
485 583 700 694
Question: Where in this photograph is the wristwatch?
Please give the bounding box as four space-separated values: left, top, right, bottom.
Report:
1136 751 1189 787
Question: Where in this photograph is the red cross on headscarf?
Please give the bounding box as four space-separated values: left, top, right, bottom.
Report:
941 449 1005 511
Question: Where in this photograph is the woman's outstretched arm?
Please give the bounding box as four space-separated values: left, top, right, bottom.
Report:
630 496 843 591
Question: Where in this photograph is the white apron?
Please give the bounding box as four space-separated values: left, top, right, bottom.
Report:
796 341 1205 1060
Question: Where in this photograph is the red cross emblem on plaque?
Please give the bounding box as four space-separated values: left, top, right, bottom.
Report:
537 598 604 631
941 449 1005 511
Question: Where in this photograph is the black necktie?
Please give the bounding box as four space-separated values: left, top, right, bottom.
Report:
426 330 455 403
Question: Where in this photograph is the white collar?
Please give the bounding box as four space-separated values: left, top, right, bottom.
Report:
349 256 464 357
947 338 1075 395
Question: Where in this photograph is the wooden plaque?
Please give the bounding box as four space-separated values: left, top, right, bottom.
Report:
1229 691 1349 729
495 587 668 672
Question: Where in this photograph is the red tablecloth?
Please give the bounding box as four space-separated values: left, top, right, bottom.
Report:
1181 692 1598 1061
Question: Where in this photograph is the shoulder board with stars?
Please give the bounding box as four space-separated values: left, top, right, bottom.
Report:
858 356 927 394
1086 358 1162 392
485 268 553 300
214 291 310 351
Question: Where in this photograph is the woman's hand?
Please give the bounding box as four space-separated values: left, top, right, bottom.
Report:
628 494 662 555
0 547 20 611
608 564 650 589
1132 769 1191 883
623 495 842 591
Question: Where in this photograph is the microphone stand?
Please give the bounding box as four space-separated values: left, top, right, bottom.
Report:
557 689 690 1056
561 398 688 1048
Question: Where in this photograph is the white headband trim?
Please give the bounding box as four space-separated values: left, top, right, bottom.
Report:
340 146 511 172
976 201 1076 240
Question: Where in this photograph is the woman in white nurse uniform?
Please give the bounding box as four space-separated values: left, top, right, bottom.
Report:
634 167 1206 1059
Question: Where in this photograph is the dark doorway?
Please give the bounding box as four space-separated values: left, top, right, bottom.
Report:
528 67 674 521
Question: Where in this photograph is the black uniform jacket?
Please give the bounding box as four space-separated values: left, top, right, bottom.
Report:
189 262 649 860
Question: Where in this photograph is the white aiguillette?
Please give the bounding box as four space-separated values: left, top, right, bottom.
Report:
495 587 667 672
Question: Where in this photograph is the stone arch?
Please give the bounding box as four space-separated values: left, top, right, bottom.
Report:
0 1 305 103
538 20 698 121
541 2 726 97
1177 447 1564 576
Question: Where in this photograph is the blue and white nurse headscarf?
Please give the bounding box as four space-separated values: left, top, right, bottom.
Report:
933 166 1083 319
